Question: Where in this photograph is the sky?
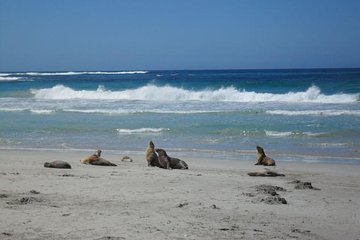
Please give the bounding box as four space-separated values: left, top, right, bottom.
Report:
0 0 359 71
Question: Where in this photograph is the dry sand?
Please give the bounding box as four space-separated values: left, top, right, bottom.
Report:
0 149 359 240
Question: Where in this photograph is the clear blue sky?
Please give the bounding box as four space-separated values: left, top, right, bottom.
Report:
0 0 359 71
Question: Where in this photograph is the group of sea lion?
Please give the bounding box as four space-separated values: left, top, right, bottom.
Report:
43 141 189 170
145 141 189 169
43 142 277 175
43 149 118 169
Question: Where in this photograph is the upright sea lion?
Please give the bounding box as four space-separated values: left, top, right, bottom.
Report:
155 148 188 170
145 141 160 167
44 160 72 169
255 146 276 166
80 150 117 166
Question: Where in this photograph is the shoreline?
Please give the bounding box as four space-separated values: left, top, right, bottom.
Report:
1 147 360 165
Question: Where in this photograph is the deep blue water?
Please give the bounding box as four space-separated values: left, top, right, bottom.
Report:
0 69 359 164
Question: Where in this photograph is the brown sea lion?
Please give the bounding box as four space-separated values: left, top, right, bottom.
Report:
44 160 71 169
88 158 117 166
255 146 276 166
155 148 188 169
80 150 117 166
81 150 102 164
145 141 160 167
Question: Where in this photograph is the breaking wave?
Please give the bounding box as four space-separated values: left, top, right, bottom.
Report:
13 71 148 76
0 76 27 81
116 128 170 134
0 107 223 115
64 109 221 115
0 108 55 114
31 84 359 103
266 110 360 116
265 130 327 137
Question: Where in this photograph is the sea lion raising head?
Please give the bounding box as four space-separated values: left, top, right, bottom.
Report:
145 141 160 167
155 148 188 170
95 150 101 157
44 160 72 169
255 146 276 166
80 150 117 166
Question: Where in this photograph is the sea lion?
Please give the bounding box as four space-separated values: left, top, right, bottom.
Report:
145 141 160 167
155 148 188 169
121 156 133 162
255 146 276 166
81 150 102 164
88 158 117 166
44 160 71 169
80 150 117 166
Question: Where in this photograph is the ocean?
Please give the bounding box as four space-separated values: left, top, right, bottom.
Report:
0 69 359 164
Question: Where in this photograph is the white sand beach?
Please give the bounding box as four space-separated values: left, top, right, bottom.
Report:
0 149 359 240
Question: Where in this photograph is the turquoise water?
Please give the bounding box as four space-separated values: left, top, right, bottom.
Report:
0 69 359 163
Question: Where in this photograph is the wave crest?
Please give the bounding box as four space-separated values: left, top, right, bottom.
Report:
14 71 147 76
31 84 359 103
266 110 360 116
0 76 26 81
116 128 169 134
265 130 326 137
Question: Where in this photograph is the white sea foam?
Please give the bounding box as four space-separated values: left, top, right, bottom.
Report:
0 107 25 112
86 71 148 75
0 73 10 76
63 108 221 115
265 131 293 137
31 84 359 103
265 130 325 137
266 110 360 116
16 71 147 76
30 109 55 114
0 107 55 114
116 128 170 134
0 76 24 81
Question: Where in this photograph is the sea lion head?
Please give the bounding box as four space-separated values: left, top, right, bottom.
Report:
155 148 168 157
149 141 155 149
96 149 102 157
256 146 265 156
44 162 51 167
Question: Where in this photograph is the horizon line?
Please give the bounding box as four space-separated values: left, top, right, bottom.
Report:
1 67 360 73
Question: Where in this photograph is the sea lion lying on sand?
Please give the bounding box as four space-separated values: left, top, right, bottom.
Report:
81 150 102 164
155 148 188 169
248 168 284 177
80 150 117 166
121 156 133 162
145 141 160 167
255 146 276 166
44 160 71 169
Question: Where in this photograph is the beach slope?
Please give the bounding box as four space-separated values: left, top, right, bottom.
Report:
0 150 359 240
